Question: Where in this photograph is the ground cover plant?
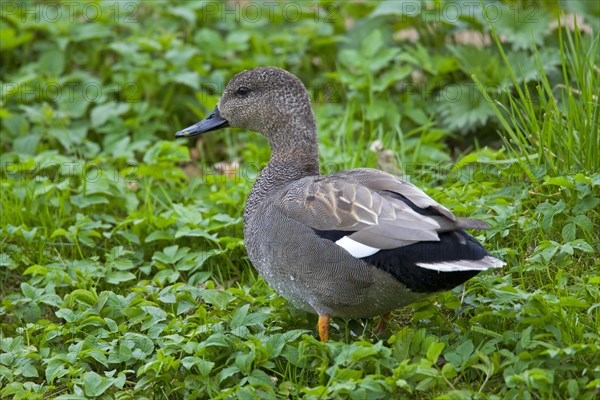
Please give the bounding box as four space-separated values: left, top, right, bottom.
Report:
1 0 599 398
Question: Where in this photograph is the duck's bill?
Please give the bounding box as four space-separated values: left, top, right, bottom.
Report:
175 106 230 138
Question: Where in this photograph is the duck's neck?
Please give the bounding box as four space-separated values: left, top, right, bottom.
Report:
244 116 320 222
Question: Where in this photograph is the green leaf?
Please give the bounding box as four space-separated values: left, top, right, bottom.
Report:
372 66 412 92
441 363 458 380
264 334 286 358
152 245 188 264
558 297 588 308
338 49 362 69
85 350 109 367
446 340 474 368
0 253 16 269
21 363 39 378
157 289 176 305
194 28 225 53
0 27 34 50
569 239 593 253
143 141 190 164
174 226 218 241
235 351 255 374
71 194 110 208
55 308 77 322
426 342 445 363
201 289 233 310
21 283 39 299
45 360 69 384
436 84 495 132
184 249 224 271
106 271 136 284
70 24 112 41
51 228 68 238
230 304 250 329
83 371 113 396
196 359 215 376
361 30 383 59
572 215 593 232
13 133 41 155
181 357 215 376
38 50 65 77
537 201 566 231
145 230 175 242
562 223 576 242
117 343 133 363
491 4 552 50
573 194 599 214
90 102 130 128
544 176 574 188
170 71 200 90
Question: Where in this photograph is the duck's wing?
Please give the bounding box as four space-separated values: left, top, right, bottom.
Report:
275 169 479 251
334 168 491 231
333 168 457 220
275 168 503 273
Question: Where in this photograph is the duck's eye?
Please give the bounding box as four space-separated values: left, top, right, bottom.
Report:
236 86 251 96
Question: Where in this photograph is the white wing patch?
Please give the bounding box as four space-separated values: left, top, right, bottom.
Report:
416 256 505 272
335 236 380 258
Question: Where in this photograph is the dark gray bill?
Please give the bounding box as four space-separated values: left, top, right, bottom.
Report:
175 106 229 138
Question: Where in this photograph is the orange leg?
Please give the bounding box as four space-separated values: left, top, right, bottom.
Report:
318 315 330 342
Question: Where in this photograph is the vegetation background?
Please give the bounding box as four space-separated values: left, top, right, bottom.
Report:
1 0 599 398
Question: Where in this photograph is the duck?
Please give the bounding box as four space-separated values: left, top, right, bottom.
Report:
175 67 504 342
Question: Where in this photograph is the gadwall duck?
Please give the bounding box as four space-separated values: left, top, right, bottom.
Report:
175 67 504 341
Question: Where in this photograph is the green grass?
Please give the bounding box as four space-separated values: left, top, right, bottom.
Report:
1 1 599 399
475 14 600 179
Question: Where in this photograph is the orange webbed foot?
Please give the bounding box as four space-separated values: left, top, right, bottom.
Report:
318 315 330 342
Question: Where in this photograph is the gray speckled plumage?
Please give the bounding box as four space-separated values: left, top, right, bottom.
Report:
175 67 504 339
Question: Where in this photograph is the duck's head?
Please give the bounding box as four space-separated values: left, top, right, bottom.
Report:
175 67 315 141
